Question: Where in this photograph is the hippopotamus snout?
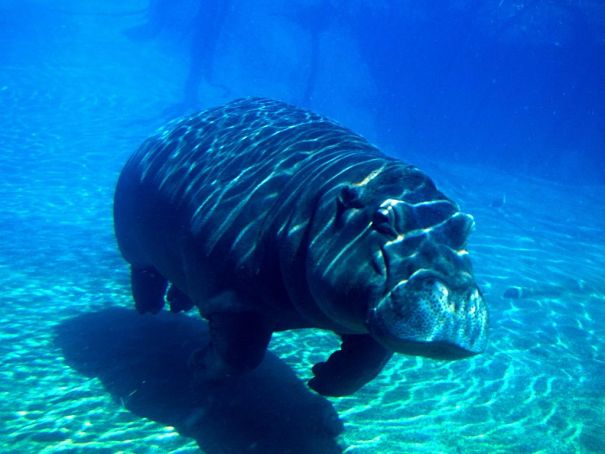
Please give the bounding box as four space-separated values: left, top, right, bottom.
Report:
367 269 488 359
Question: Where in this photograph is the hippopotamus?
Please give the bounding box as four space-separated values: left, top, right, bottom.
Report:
113 98 488 396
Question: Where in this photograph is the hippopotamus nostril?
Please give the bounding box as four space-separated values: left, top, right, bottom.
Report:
426 212 474 251
412 200 458 229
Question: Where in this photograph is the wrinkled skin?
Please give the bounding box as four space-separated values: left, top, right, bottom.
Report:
114 98 488 397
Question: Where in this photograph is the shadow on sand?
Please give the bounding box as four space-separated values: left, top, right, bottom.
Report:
54 307 343 453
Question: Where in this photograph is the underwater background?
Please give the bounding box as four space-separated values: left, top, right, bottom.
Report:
1 0 604 452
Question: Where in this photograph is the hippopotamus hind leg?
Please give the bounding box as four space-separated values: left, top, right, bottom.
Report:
189 310 272 381
167 284 194 313
308 334 393 396
130 266 167 314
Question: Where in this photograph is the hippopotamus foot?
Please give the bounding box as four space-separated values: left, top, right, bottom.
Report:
189 311 272 382
130 266 167 314
308 335 393 397
167 284 194 313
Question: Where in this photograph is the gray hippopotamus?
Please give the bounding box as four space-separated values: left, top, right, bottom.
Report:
113 98 488 396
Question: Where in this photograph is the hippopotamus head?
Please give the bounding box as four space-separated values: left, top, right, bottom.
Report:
306 161 488 359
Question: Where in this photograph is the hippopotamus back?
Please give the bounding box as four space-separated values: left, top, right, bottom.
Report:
114 98 488 396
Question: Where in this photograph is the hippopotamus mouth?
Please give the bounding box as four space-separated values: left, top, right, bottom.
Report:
366 268 488 359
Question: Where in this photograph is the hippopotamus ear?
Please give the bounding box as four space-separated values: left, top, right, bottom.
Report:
335 186 365 228
337 185 364 210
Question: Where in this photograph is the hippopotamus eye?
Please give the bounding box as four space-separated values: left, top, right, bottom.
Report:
372 207 397 237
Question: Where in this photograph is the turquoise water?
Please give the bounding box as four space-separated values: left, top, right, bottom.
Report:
1 2 604 453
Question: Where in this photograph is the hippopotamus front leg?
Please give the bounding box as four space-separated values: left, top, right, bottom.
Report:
308 334 393 397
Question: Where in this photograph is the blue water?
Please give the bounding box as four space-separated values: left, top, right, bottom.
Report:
1 1 604 452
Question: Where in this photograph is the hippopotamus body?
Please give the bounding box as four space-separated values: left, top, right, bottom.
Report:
114 98 488 396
